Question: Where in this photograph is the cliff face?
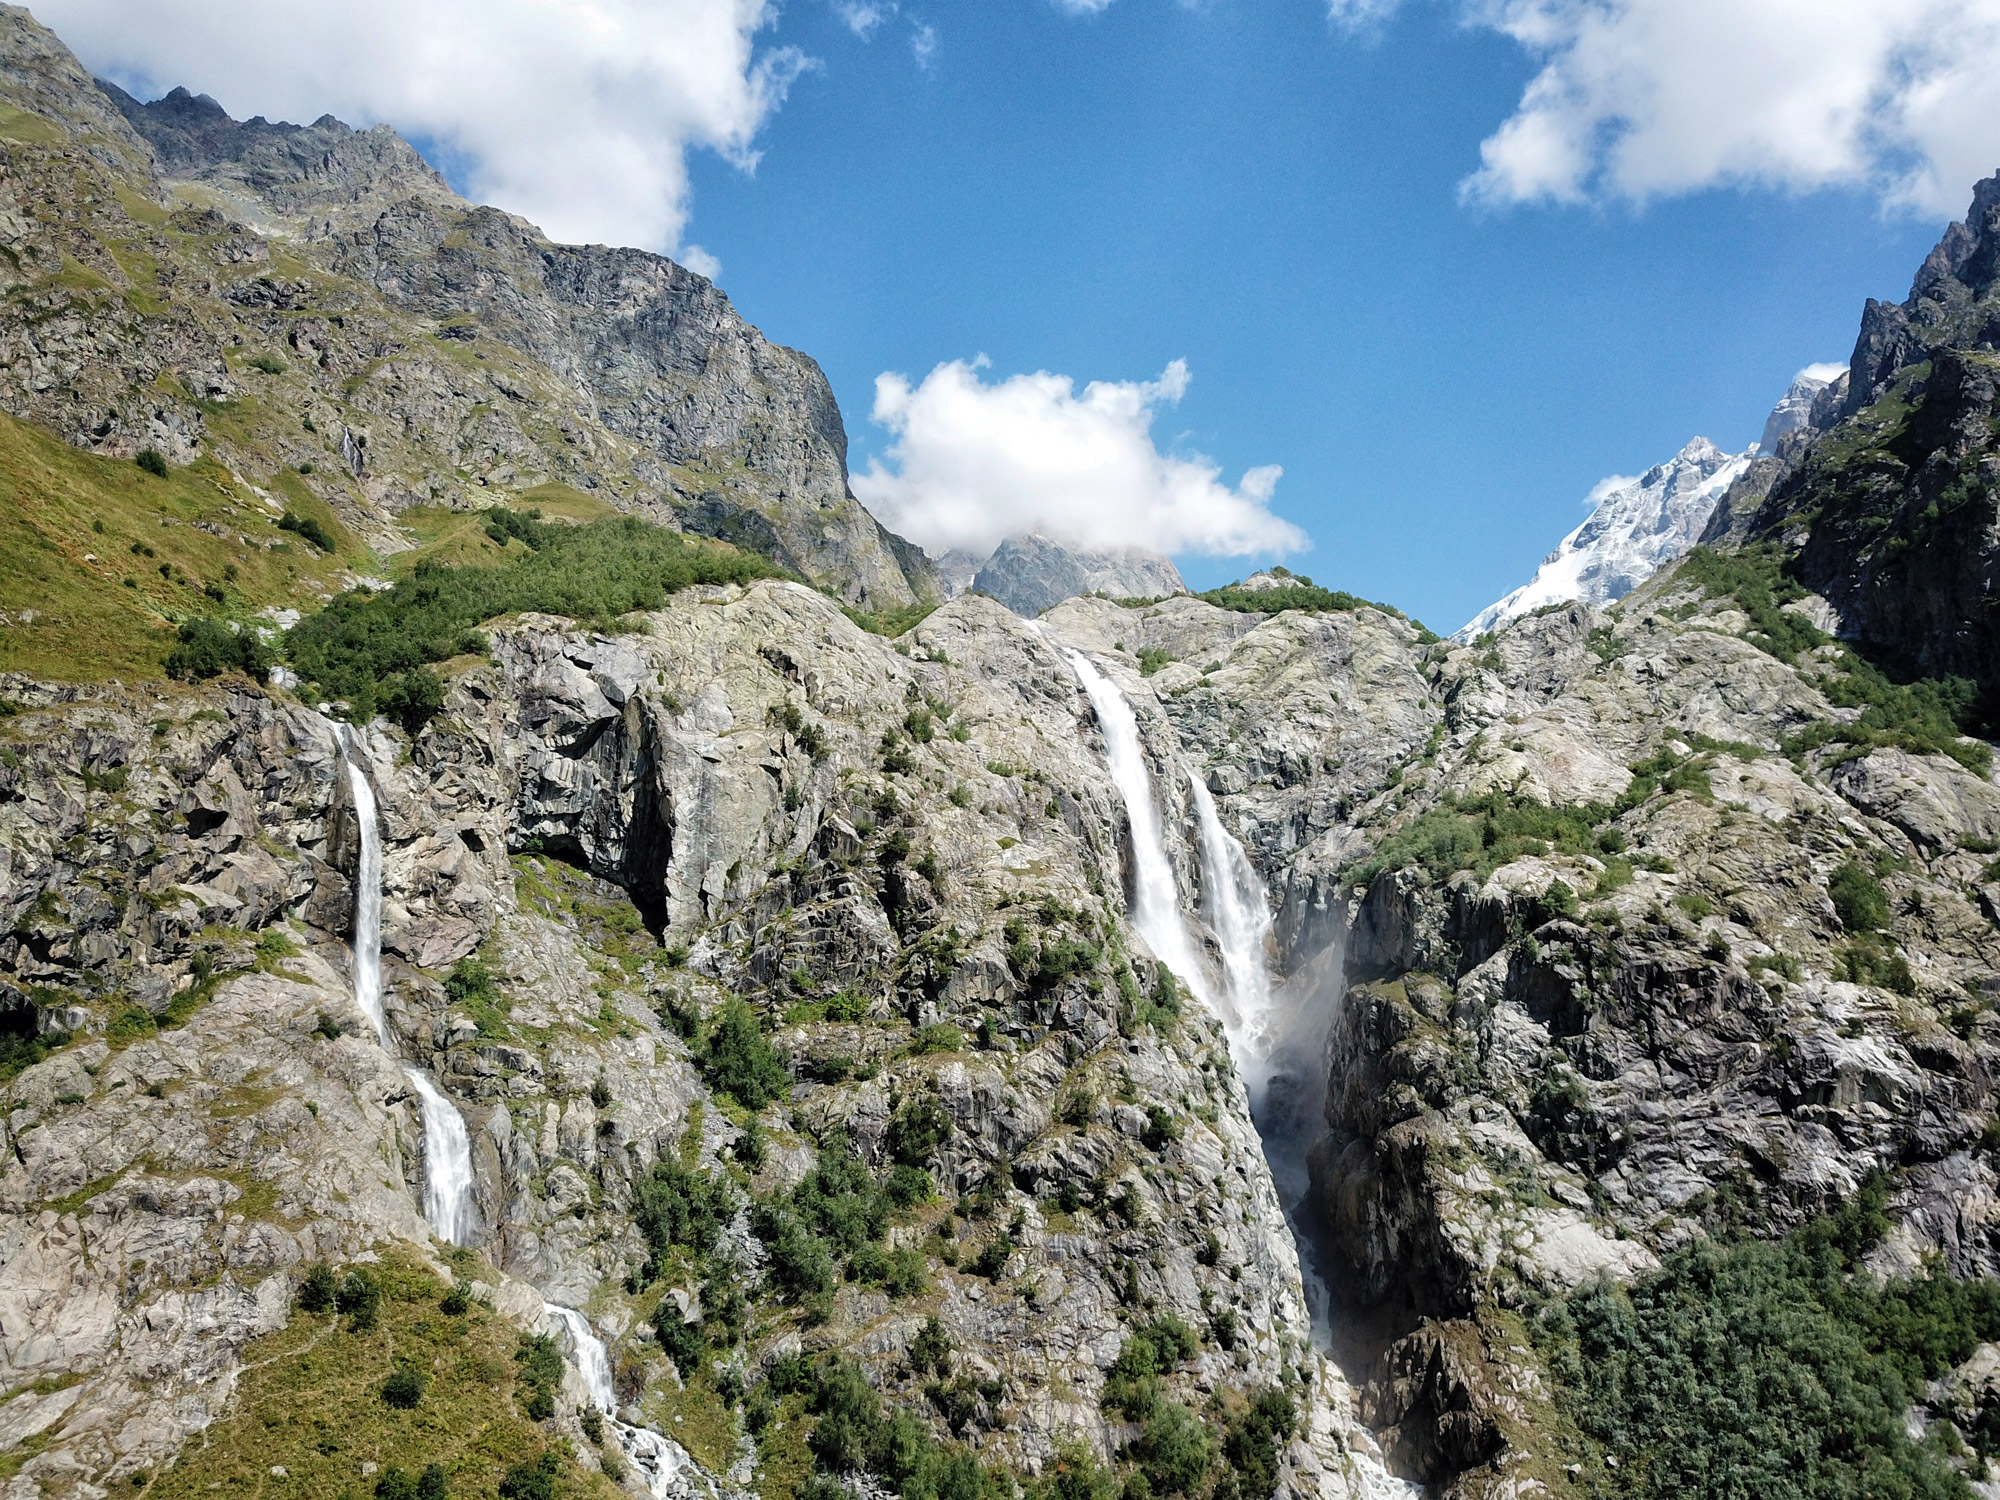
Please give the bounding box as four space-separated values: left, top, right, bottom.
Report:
0 584 1402 1500
1730 178 2000 708
0 6 932 607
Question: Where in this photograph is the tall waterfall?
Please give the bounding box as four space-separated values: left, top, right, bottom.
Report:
338 723 478 1247
1067 661 1422 1499
1065 652 1215 1008
406 1067 477 1245
338 727 387 1046
1187 773 1278 1077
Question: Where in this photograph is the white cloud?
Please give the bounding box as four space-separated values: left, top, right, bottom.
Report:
1348 0 2000 215
911 22 940 68
851 358 1306 560
833 1 896 39
1053 0 1118 14
680 245 724 281
38 0 808 255
1797 361 1850 385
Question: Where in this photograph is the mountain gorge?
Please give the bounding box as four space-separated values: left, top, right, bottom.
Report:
1 8 1999 1500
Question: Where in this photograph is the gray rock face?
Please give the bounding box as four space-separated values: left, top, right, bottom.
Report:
963 532 1185 616
0 581 1395 1500
0 7 933 606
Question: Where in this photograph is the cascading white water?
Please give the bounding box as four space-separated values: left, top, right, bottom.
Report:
338 727 387 1046
338 722 478 1247
543 1304 690 1500
545 1304 617 1413
1187 773 1278 1075
1068 659 1423 1500
406 1067 477 1245
1065 652 1216 1008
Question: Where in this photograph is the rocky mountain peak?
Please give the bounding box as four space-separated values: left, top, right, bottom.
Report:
1455 431 1750 639
941 530 1186 616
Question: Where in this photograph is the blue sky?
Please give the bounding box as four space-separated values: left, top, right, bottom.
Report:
66 0 1988 633
679 0 1946 630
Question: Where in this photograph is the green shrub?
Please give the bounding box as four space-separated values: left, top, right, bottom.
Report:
166 617 274 682
247 353 287 375
1135 1401 1214 1495
1529 1175 2000 1500
752 1201 836 1302
885 1093 954 1167
909 1023 964 1055
1829 860 1891 933
633 1160 735 1276
277 509 337 553
286 515 777 728
135 448 169 478
514 1334 563 1421
654 1303 706 1376
380 1366 427 1409
1198 575 1406 619
335 1268 380 1331
497 1451 561 1500
296 1263 337 1313
1137 647 1172 675
700 999 789 1108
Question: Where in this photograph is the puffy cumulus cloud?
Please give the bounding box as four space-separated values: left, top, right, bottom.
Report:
39 0 807 255
1343 0 2000 215
851 358 1306 560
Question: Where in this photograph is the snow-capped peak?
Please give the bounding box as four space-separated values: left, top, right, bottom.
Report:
1453 367 1846 643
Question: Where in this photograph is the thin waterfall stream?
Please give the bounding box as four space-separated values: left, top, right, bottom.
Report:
543 1303 695 1500
1066 655 1420 1497
337 723 478 1246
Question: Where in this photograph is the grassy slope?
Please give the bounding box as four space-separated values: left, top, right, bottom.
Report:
151 1253 618 1500
0 410 356 680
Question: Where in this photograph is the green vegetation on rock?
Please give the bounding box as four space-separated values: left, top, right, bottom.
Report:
286 509 778 728
1529 1179 2000 1500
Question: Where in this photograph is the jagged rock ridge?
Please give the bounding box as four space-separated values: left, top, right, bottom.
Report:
0 6 932 606
933 532 1186 617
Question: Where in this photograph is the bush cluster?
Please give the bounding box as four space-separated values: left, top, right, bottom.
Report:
1529 1176 2000 1498
285 510 777 730
166 617 273 682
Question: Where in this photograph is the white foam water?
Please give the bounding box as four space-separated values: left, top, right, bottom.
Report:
1187 771 1278 1077
406 1066 477 1244
338 722 479 1247
338 726 387 1046
543 1304 695 1499
1065 651 1216 1008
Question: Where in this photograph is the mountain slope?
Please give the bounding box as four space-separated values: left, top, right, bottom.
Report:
0 5 932 616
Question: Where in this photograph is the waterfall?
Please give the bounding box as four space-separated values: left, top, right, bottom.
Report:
1187 773 1278 1076
337 722 478 1247
544 1304 617 1413
406 1067 478 1245
1067 661 1423 1499
338 726 387 1046
543 1304 692 1500
1065 652 1216 1007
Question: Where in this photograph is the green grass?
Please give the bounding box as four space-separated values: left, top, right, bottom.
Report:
0 410 349 679
286 509 779 727
150 1253 618 1500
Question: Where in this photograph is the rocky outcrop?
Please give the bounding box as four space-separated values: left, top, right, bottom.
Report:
1736 174 2000 704
953 533 1185 616
0 6 932 606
